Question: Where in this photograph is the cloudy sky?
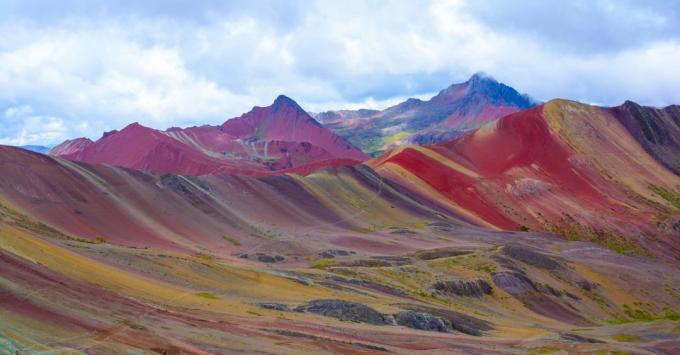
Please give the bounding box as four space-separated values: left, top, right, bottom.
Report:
1 0 680 146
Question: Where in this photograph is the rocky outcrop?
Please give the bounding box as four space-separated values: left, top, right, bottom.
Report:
394 311 450 333
414 247 473 260
432 279 493 298
492 270 588 326
318 249 355 258
560 333 606 344
238 253 285 263
259 303 290 311
612 101 680 175
577 280 598 292
294 299 392 325
395 304 493 336
502 245 561 270
492 271 536 294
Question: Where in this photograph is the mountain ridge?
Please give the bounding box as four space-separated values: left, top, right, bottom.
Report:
370 98 680 261
314 73 537 155
50 96 367 175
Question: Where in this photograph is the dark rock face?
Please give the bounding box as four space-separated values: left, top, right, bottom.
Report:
397 304 493 336
502 245 561 270
672 220 680 232
432 279 493 298
612 101 680 175
239 253 285 263
259 303 290 311
294 299 391 325
318 249 354 258
255 254 284 263
492 271 589 326
394 311 450 333
560 333 606 343
577 280 598 291
414 247 473 260
492 271 536 294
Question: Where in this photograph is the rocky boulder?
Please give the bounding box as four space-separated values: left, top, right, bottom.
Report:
502 245 561 270
432 279 493 298
294 299 391 325
394 311 450 333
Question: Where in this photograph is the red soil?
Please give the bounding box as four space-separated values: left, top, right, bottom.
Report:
384 147 518 229
50 96 367 176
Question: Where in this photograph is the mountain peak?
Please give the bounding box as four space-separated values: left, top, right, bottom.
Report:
434 73 500 100
269 94 319 127
468 72 498 85
126 122 143 128
120 122 152 133
621 100 641 108
464 74 535 109
272 95 302 110
101 129 119 139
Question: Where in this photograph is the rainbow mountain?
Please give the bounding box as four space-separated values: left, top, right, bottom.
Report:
1 79 680 353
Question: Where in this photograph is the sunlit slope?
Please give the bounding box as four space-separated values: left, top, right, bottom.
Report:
371 100 680 260
0 145 459 255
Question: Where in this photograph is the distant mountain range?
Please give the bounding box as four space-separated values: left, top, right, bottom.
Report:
50 95 367 175
48 73 536 172
38 77 680 259
314 73 536 155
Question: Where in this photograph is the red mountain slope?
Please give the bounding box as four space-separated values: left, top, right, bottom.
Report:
371 99 680 261
222 95 367 160
59 122 253 175
49 137 94 156
50 96 367 175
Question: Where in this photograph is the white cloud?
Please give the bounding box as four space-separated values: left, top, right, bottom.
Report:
0 0 679 145
0 106 67 146
4 105 33 118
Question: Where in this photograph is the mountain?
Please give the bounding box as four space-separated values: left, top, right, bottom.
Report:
15 145 55 154
1 140 679 353
371 99 680 261
315 73 536 155
3 81 680 353
49 137 94 156
611 101 680 175
50 95 368 175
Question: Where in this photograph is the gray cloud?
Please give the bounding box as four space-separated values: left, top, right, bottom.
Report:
1 0 679 145
462 0 680 54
